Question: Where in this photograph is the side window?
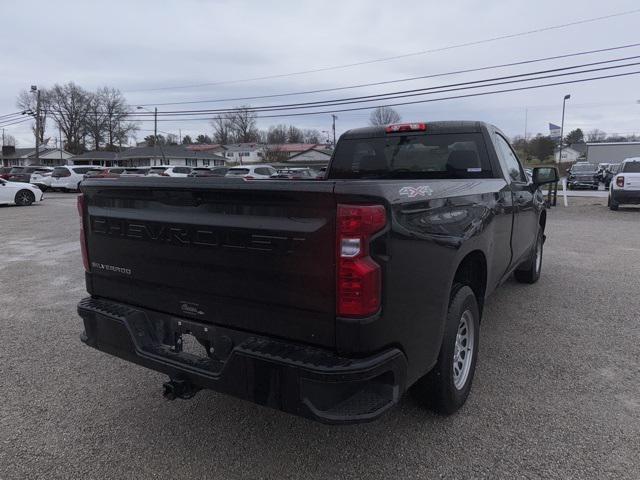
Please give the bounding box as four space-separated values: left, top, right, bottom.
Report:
495 134 526 183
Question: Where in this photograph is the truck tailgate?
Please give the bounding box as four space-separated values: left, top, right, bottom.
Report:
81 178 337 348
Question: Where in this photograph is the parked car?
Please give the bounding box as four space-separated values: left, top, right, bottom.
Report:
90 167 149 178
608 158 640 210
567 162 599 190
147 166 192 177
7 166 54 191
77 121 558 424
188 167 229 177
0 166 14 180
225 164 277 179
51 166 103 192
271 167 315 179
603 164 620 189
0 178 44 206
29 167 55 191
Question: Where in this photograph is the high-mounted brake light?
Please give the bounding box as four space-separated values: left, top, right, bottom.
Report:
616 176 625 188
337 204 386 317
77 194 90 272
385 123 427 133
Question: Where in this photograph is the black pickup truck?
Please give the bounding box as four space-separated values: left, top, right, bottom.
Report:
77 121 558 424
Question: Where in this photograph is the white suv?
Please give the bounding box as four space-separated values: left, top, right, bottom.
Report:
225 165 277 179
30 167 55 191
51 166 103 192
147 166 193 177
609 158 640 210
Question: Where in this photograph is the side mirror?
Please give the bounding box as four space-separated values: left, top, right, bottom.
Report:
532 167 558 186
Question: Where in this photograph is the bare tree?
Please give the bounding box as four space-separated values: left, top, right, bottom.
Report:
228 105 260 143
16 89 51 143
1 133 16 147
48 82 93 154
211 114 233 144
586 129 606 143
267 124 287 144
166 133 179 145
98 87 137 150
369 106 401 126
286 125 303 143
303 129 321 144
84 92 108 150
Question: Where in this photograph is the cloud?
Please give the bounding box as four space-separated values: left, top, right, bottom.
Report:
2 0 640 146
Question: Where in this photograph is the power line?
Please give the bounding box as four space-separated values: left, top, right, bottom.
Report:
134 42 640 107
125 69 640 122
0 118 32 128
125 56 640 117
124 8 640 93
0 111 23 120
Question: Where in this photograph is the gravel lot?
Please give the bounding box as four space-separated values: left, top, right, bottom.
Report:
1 192 638 480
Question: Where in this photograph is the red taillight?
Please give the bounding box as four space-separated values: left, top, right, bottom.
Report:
385 123 427 133
244 175 255 180
337 204 386 317
616 176 625 187
77 194 90 272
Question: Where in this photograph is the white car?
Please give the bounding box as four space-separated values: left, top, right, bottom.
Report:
225 165 277 179
147 166 192 177
609 158 640 210
51 166 103 192
0 178 44 206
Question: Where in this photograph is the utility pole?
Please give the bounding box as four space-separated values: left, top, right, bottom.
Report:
331 114 337 146
154 107 158 140
179 129 182 145
32 86 41 162
524 108 528 141
59 127 63 165
558 94 571 163
1 128 4 167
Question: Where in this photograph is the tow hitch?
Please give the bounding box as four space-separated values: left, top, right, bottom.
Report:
162 378 200 400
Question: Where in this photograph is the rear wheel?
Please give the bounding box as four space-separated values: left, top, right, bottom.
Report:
609 194 619 210
15 189 35 206
413 284 480 414
514 228 543 284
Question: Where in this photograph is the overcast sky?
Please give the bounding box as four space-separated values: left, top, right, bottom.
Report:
2 0 640 147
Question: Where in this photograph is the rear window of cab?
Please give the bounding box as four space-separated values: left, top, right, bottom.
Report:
328 132 493 179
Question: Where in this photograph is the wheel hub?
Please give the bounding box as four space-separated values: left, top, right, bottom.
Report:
453 309 474 390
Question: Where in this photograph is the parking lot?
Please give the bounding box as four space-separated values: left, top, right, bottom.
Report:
1 192 638 479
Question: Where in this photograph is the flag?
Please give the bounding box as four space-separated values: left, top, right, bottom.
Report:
549 123 562 140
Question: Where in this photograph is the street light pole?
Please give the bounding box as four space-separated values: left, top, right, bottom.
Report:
558 94 571 163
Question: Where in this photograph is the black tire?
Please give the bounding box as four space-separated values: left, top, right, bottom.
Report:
15 189 35 206
413 284 480 415
567 183 573 190
609 196 619 211
514 228 543 284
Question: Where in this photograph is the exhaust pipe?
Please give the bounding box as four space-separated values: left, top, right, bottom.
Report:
162 378 200 400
